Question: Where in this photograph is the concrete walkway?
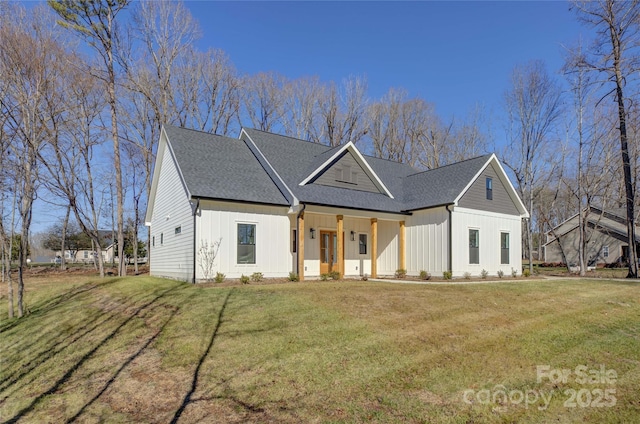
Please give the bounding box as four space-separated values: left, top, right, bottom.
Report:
369 275 638 285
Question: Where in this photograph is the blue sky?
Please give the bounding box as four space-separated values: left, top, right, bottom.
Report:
186 1 586 121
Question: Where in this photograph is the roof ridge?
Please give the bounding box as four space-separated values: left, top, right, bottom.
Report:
244 127 331 149
405 153 493 178
165 124 237 140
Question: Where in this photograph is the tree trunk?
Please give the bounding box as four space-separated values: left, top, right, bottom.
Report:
60 205 70 271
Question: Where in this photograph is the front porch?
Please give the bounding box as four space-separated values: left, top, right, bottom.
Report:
294 205 408 280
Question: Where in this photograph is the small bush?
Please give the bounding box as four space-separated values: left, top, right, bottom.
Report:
481 269 488 279
395 268 407 279
214 272 225 283
320 273 330 281
497 269 504 278
463 272 471 280
511 268 518 278
240 274 250 284
329 270 340 280
443 270 452 280
361 273 368 281
250 272 264 282
523 269 531 277
419 270 431 280
288 272 299 282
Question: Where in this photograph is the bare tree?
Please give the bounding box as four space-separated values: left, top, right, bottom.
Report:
572 0 639 277
281 76 324 141
241 71 287 132
316 76 369 146
49 0 131 277
503 60 564 274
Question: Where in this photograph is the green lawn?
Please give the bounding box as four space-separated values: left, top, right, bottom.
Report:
1 275 639 423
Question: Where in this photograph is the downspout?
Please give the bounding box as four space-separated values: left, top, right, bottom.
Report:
296 204 306 275
446 204 453 274
192 198 199 284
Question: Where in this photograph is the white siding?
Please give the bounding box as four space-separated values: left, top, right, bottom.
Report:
451 207 522 277
377 220 399 276
149 144 194 281
405 207 449 276
197 201 291 279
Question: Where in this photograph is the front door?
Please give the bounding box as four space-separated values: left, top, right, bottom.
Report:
320 231 337 274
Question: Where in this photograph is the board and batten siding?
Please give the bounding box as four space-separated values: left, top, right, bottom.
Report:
376 220 399 276
312 151 382 194
458 163 520 216
451 207 522 277
405 207 449 276
196 201 291 279
149 144 194 281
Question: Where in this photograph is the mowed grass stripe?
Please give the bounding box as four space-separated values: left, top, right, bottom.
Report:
1 276 638 423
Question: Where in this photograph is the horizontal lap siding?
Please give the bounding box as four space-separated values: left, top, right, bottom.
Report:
150 146 194 281
458 163 520 216
451 207 522 277
197 201 291 279
406 207 449 276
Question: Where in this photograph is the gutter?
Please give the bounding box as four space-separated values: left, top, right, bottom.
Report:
446 204 453 273
192 198 199 284
296 204 306 275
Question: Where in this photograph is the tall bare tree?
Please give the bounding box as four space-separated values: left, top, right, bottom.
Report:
572 0 639 277
503 60 564 274
317 76 369 146
49 0 131 277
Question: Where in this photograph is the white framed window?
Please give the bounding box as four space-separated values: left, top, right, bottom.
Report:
175 226 181 235
501 232 510 264
359 233 367 255
486 177 493 200
237 223 256 264
603 245 609 258
469 229 479 264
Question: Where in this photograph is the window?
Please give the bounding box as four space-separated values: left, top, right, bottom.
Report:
469 229 479 264
175 226 181 235
152 236 155 247
292 229 297 253
486 177 493 200
237 223 256 264
359 234 367 255
501 232 510 264
83 251 89 259
160 233 163 245
603 245 609 258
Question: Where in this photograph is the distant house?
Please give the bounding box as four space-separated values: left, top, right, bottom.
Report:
55 230 116 264
145 125 528 282
543 206 640 266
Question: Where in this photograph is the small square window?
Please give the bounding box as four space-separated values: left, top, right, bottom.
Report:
486 177 493 200
175 226 181 235
359 234 367 255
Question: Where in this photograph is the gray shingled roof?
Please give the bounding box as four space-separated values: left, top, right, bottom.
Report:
402 155 493 211
164 125 289 206
166 126 499 214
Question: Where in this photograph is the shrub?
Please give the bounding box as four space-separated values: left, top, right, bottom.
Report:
463 272 471 280
511 268 518 278
214 272 225 283
395 268 407 279
443 270 452 280
329 270 340 280
497 269 504 278
481 269 488 279
523 269 531 277
419 270 431 280
361 273 368 281
250 272 264 282
320 273 330 281
288 272 299 282
240 274 250 284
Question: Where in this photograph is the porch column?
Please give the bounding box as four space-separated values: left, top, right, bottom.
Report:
399 220 406 270
298 212 305 281
337 215 344 278
371 218 378 278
